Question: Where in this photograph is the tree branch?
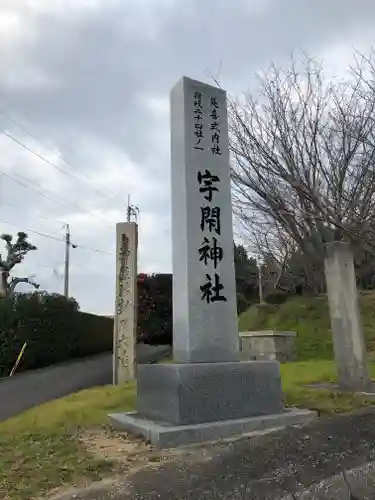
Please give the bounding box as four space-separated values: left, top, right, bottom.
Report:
9 277 40 296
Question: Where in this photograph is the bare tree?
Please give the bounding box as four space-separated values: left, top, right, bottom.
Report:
0 232 39 297
229 53 375 293
237 214 295 293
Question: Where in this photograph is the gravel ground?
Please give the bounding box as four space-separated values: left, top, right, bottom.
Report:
50 408 375 500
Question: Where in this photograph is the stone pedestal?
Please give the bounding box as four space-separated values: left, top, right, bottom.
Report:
109 77 316 448
109 406 315 449
109 361 314 448
324 241 371 391
136 361 284 424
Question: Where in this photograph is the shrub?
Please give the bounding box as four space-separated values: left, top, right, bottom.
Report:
264 291 290 305
1 268 264 375
236 293 249 315
136 274 260 343
138 273 172 345
74 312 113 358
0 292 113 377
0 293 78 376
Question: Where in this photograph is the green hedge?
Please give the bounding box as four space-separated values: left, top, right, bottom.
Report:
237 293 251 315
0 273 174 376
74 312 113 358
264 291 290 305
138 273 172 345
0 269 255 375
137 273 256 344
0 292 113 377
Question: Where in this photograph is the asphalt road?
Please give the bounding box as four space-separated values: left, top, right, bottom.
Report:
56 408 375 500
0 344 171 422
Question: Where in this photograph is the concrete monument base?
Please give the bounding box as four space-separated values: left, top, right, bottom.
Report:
136 361 284 424
109 408 316 448
108 361 316 448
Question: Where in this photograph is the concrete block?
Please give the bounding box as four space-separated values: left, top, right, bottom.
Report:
136 361 284 425
240 330 297 363
109 408 316 449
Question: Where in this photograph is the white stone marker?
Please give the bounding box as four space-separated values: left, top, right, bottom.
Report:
113 222 138 384
324 241 371 391
171 77 239 363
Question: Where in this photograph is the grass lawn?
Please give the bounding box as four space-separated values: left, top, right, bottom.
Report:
0 383 136 500
2 361 375 499
280 360 375 414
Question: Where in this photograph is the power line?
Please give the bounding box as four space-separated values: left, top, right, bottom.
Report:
1 198 68 226
0 169 105 221
14 170 92 212
1 195 114 255
34 263 63 271
0 218 63 242
19 169 105 219
2 169 101 219
0 218 114 256
72 242 114 256
3 129 116 201
5 115 116 200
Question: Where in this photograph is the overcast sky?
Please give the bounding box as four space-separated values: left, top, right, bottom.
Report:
0 0 374 314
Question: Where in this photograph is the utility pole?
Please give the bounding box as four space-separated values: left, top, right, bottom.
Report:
257 255 264 303
127 194 131 223
64 224 70 298
126 195 140 223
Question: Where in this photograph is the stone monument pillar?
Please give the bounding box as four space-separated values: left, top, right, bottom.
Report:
113 222 138 385
109 77 315 447
324 241 372 391
171 79 239 364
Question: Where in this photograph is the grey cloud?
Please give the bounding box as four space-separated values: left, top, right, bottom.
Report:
5 1 375 164
1 0 375 313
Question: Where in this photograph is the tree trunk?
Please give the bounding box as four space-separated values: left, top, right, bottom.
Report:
0 269 8 297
